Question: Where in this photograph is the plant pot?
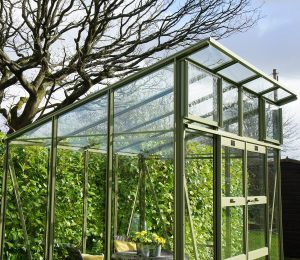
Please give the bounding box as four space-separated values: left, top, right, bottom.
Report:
136 243 142 255
149 245 161 257
139 244 150 257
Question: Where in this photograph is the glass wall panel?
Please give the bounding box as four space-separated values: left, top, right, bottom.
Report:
4 122 51 258
265 102 280 141
185 132 214 259
4 164 27 259
243 91 259 139
54 149 84 258
113 65 174 254
86 152 107 255
222 82 239 135
188 62 219 123
54 95 107 258
268 149 280 259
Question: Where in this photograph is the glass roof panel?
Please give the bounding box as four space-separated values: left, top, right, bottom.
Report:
189 45 232 69
263 88 291 102
218 63 256 83
243 77 274 93
16 120 52 140
114 131 173 157
58 133 107 151
58 95 108 138
13 120 52 146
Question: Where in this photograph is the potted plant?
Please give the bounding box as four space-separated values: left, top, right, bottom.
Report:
149 233 166 257
132 231 152 257
132 231 166 257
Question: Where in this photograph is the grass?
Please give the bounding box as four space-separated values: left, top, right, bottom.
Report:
249 230 279 259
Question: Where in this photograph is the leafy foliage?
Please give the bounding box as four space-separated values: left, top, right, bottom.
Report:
0 134 280 259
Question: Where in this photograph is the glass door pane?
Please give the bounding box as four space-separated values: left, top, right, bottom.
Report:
247 144 268 259
221 138 246 259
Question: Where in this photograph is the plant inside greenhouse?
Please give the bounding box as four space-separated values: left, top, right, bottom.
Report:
0 38 297 260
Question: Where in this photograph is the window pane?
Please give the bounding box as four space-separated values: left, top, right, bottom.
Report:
188 63 219 122
222 82 239 134
185 133 214 259
266 102 280 141
243 91 259 139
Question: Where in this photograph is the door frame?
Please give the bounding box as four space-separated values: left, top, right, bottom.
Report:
186 123 282 260
221 136 269 260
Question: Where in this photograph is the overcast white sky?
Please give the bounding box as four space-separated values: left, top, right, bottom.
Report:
221 0 300 159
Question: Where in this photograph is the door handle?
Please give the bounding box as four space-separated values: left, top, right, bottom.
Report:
247 198 259 203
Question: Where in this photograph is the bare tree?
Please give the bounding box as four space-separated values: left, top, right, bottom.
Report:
282 112 300 158
0 0 261 132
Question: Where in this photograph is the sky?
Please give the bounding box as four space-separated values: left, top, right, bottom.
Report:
220 0 300 159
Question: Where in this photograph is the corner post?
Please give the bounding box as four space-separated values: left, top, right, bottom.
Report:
174 58 185 260
82 150 89 253
45 116 58 260
277 149 284 259
0 141 9 258
105 89 114 259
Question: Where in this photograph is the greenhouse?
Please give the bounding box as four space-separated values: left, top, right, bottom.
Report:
0 38 297 260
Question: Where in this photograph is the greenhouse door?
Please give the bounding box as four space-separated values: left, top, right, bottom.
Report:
221 137 268 260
